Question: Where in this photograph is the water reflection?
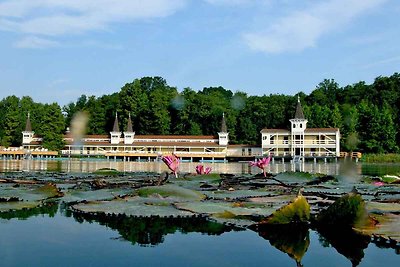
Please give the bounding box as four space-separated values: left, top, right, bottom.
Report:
0 202 58 220
316 227 370 267
0 159 374 176
0 202 398 267
253 224 310 267
72 212 241 247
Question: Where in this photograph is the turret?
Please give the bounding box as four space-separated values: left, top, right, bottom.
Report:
289 97 307 157
289 96 308 132
218 113 229 146
124 113 135 144
22 112 34 144
110 112 121 145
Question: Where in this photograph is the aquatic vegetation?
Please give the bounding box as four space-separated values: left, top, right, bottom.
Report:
72 196 194 217
362 153 400 163
93 168 120 176
249 157 271 177
259 192 310 225
161 153 180 178
316 190 367 227
195 165 212 175
0 183 63 212
136 184 205 201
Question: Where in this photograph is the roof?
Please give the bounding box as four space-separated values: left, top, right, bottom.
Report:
260 129 290 133
112 112 120 132
65 141 221 147
126 113 133 132
220 113 227 133
135 135 217 140
305 128 339 132
24 113 32 132
294 97 305 119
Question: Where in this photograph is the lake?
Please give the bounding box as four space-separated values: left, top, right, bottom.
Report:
0 203 398 267
2 158 400 176
0 159 399 266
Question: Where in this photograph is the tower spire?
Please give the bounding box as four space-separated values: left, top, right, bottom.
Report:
25 112 32 132
294 97 305 119
126 113 133 132
220 112 227 133
112 112 120 132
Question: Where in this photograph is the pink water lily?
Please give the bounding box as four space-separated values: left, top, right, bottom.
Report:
161 153 180 178
373 181 385 186
196 165 212 175
249 157 271 177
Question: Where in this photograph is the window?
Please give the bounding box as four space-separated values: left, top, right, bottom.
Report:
300 123 303 128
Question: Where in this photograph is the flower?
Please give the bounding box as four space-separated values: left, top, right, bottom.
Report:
161 153 180 178
196 165 212 175
249 157 271 177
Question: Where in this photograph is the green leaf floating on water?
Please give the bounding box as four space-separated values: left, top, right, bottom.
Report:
72 196 194 217
316 190 367 227
0 183 63 212
259 193 311 224
137 184 206 201
61 188 133 203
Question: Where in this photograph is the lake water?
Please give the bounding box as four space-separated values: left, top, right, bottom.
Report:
1 158 400 176
0 203 398 267
0 159 399 266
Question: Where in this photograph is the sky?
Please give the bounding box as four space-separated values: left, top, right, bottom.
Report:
0 0 399 105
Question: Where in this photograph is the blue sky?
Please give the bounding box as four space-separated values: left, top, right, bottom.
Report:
0 0 399 105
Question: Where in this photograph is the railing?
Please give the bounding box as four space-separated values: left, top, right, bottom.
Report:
340 152 362 159
267 140 336 145
263 151 337 157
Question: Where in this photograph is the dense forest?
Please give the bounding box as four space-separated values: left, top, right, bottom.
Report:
0 74 399 153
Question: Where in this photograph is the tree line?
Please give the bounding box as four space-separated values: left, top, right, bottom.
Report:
0 74 399 153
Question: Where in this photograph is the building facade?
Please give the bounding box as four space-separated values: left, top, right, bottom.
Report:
261 98 340 159
20 99 340 161
21 112 261 161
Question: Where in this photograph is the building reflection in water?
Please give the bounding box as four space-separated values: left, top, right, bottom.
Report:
0 158 366 176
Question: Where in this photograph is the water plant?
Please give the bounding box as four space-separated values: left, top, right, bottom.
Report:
249 157 271 177
195 165 212 175
161 153 180 178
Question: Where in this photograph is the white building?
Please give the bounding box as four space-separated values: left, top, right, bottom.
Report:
261 98 340 159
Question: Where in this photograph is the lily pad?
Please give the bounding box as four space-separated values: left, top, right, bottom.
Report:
175 201 277 218
72 196 194 217
61 188 133 203
136 184 205 201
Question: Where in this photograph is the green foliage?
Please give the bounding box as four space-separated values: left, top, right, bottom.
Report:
362 153 400 163
1 73 400 153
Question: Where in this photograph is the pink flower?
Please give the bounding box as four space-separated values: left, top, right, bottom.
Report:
373 181 385 186
249 157 271 177
161 153 180 178
196 165 212 175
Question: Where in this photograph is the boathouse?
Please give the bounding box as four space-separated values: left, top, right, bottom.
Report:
260 98 340 160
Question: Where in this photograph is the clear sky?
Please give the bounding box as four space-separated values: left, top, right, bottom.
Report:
0 0 399 105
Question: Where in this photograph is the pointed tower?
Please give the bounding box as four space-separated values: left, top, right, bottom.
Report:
218 113 229 146
22 112 34 144
124 113 135 144
289 96 308 157
110 112 121 145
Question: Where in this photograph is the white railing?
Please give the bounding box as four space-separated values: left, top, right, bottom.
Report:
268 140 336 145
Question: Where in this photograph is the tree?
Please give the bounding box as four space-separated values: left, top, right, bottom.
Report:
36 103 65 151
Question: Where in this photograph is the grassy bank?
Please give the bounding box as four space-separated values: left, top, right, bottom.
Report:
362 153 400 163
